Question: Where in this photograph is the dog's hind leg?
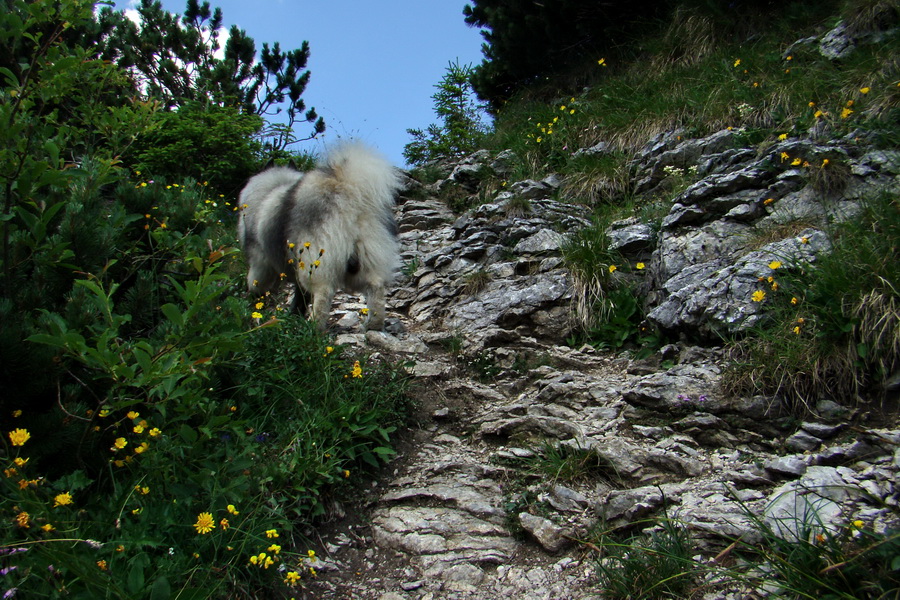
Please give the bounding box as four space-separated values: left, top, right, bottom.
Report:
308 282 336 332
364 284 387 331
286 270 311 316
247 263 279 298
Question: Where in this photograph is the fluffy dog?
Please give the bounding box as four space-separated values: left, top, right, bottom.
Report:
237 143 401 330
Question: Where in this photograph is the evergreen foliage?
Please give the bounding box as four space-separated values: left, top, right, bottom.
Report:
96 0 325 152
403 60 487 166
462 0 667 111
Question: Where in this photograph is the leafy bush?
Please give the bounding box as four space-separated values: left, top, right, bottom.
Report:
127 102 266 200
2 245 408 598
0 4 409 598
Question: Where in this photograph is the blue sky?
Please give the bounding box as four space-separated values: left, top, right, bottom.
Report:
119 0 488 167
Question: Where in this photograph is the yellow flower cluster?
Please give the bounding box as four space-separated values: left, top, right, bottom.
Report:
525 97 578 145
286 240 326 278
109 411 157 465
249 552 276 568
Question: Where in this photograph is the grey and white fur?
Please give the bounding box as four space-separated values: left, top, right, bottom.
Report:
237 143 401 330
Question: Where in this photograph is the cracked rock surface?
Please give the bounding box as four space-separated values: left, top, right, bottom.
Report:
295 126 899 599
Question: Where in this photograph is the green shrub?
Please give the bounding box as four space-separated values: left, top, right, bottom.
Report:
3 250 408 598
723 191 900 414
128 102 265 201
594 517 700 599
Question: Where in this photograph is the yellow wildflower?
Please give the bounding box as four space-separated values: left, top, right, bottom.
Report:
8 428 30 446
251 311 263 319
793 326 801 334
733 58 741 67
859 87 870 94
112 437 127 451
636 262 645 270
265 528 279 538
751 290 766 302
778 133 788 140
15 511 30 528
227 504 239 515
598 58 607 67
53 492 74 507
220 518 229 530
97 560 108 571
194 512 215 535
768 261 782 270
267 544 281 555
608 265 617 274
13 457 28 467
127 411 140 420
351 361 363 379
285 571 302 585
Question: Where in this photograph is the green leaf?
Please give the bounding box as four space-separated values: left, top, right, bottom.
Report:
160 303 184 328
179 424 197 444
127 559 146 594
149 576 171 600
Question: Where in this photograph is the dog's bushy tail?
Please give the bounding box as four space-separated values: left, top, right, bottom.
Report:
322 143 402 211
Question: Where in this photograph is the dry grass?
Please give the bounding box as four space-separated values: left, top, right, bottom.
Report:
843 0 900 35
570 275 610 332
852 288 900 383
722 338 864 416
461 268 492 296
651 8 718 71
561 164 632 205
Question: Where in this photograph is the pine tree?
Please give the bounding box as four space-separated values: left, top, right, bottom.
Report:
404 61 486 166
463 0 670 111
96 0 324 151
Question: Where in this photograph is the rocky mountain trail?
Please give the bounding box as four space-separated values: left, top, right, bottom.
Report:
297 124 899 599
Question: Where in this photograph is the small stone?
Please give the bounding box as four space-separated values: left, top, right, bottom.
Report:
518 512 572 553
800 422 845 439
785 430 822 452
400 580 425 591
764 456 809 478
